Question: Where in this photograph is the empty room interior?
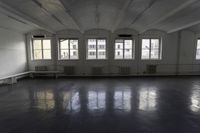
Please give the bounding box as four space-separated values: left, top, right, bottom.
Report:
1 0 200 133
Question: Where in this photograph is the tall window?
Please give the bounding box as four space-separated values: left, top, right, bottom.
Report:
32 39 51 60
115 39 134 59
59 39 79 60
141 38 162 60
196 39 200 60
87 39 106 59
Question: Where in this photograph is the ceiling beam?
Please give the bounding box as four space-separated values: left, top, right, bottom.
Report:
32 0 65 26
130 0 158 26
95 0 100 27
111 0 134 32
140 0 198 33
168 20 200 33
0 1 55 33
58 0 83 32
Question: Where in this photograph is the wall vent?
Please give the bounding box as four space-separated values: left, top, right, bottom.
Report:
64 66 75 75
118 67 131 75
118 34 132 38
33 35 46 38
146 65 157 74
91 67 103 75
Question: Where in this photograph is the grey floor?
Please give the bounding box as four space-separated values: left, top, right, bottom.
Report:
0 77 200 133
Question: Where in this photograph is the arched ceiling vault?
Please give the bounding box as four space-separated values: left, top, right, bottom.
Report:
0 0 200 34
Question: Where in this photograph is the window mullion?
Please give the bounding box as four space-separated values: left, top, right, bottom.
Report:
59 40 61 60
32 40 34 60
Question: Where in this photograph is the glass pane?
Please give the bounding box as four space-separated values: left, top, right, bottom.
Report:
142 50 150 59
34 50 42 60
115 50 123 59
43 40 51 49
61 50 69 59
60 40 69 49
124 49 132 59
43 50 51 59
151 50 159 59
33 40 42 50
98 39 106 50
124 40 132 49
197 40 200 48
88 39 96 49
98 50 106 59
142 39 150 59
115 40 124 59
88 50 96 59
70 50 79 59
151 39 159 59
115 40 123 49
70 40 78 50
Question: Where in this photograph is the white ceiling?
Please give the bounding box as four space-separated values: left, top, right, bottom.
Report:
0 0 200 34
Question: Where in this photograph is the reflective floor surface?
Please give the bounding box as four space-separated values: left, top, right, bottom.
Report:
0 77 200 133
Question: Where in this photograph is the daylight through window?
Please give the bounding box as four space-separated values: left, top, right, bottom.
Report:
59 39 79 60
141 38 162 60
32 39 51 60
87 39 106 59
115 39 134 59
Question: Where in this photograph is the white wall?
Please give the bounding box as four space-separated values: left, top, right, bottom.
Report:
26 28 200 76
0 28 27 77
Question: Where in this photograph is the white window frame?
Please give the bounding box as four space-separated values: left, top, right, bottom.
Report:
195 39 200 60
86 38 107 60
141 38 162 60
32 38 52 60
58 38 79 60
114 39 135 60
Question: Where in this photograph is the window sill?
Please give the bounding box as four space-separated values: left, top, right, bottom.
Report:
86 59 107 61
141 59 162 61
114 59 135 60
31 59 52 61
58 59 80 61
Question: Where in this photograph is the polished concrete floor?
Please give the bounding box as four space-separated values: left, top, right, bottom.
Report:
0 77 200 133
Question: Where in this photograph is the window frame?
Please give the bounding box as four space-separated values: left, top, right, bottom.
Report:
141 38 162 60
195 39 200 60
32 38 52 61
58 38 79 60
86 38 107 60
114 38 135 60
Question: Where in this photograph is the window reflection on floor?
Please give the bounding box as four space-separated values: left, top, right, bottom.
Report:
33 90 55 111
139 87 157 111
190 88 200 112
63 91 80 113
88 90 106 111
114 88 131 112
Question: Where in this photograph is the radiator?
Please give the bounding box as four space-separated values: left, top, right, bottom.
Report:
35 66 48 71
91 67 103 75
64 66 75 75
118 67 130 75
146 65 157 74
